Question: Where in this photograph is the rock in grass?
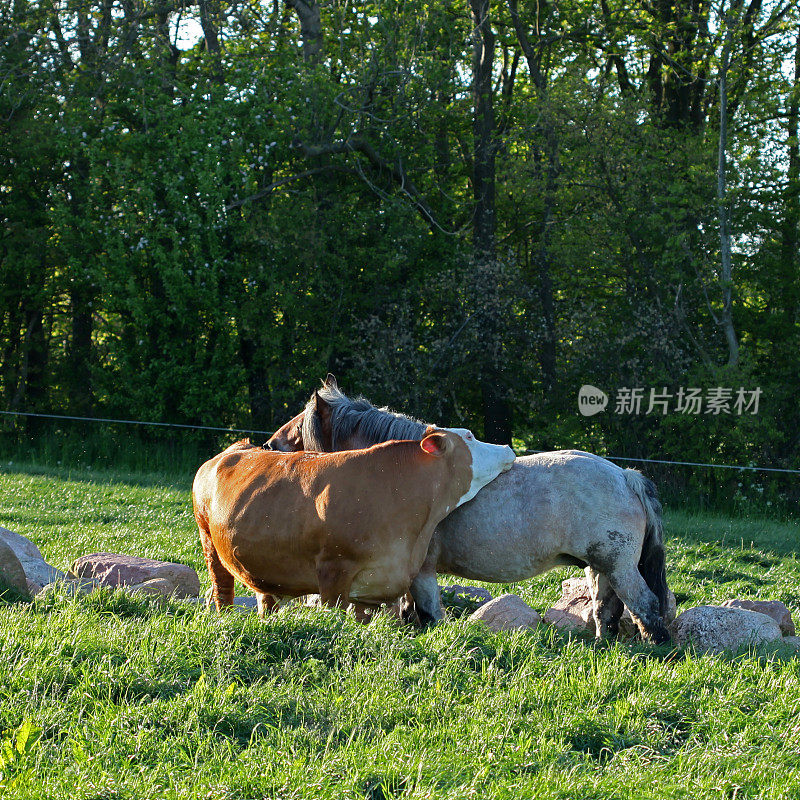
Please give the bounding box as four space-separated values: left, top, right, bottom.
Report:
720 599 795 637
469 593 541 632
440 584 493 611
70 553 200 598
670 605 782 654
0 526 66 588
0 538 30 598
202 593 276 612
233 596 259 611
543 577 595 634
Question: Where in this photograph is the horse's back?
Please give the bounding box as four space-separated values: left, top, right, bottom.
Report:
434 449 647 581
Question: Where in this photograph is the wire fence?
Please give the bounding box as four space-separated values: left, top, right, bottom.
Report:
3 409 799 474
0 410 274 437
1 408 797 514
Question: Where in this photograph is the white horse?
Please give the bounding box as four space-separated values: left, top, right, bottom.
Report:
267 377 671 643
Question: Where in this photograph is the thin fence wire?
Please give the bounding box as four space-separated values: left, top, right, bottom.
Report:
2 408 799 475
0 410 273 437
519 450 800 475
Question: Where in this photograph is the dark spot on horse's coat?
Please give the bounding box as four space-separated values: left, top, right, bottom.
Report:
606 529 636 553
586 542 615 574
586 531 633 574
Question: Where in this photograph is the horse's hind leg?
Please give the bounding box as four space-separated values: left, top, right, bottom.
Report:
607 566 670 644
200 531 235 611
585 566 623 638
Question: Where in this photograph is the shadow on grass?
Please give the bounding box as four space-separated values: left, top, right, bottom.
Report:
664 510 800 558
685 567 769 586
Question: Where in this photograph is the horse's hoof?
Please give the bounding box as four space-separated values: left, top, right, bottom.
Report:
647 624 671 645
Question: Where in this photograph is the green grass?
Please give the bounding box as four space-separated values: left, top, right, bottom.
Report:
1 464 799 799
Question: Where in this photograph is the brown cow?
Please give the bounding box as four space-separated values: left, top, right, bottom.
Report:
192 429 515 618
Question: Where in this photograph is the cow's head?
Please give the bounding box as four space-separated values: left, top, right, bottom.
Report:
420 427 516 508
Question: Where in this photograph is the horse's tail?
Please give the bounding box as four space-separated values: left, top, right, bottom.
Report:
623 469 669 618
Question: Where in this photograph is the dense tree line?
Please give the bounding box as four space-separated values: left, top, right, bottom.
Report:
1 0 798 476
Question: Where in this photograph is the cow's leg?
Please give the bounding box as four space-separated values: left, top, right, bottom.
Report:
199 531 234 611
349 601 392 623
607 566 670 644
585 566 624 639
316 560 356 610
256 591 279 618
409 569 442 626
349 602 373 623
399 592 420 626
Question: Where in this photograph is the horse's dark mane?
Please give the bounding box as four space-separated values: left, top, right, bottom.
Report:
303 384 428 450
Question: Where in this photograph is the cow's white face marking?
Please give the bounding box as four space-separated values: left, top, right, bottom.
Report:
443 428 516 507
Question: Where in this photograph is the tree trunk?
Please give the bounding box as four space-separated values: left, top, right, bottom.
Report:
198 0 224 83
66 148 96 414
779 24 800 325
508 0 559 394
469 0 510 444
68 284 95 414
469 0 496 263
239 335 273 430
716 7 740 367
286 0 322 65
10 309 48 413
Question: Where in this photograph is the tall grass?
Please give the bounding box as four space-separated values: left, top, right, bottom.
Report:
1 464 799 799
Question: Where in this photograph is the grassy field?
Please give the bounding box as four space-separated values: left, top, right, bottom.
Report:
1 463 799 799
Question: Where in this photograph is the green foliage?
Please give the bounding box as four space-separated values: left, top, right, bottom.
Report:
0 0 798 475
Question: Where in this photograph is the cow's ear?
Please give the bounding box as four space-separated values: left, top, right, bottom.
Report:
324 373 338 389
420 432 447 455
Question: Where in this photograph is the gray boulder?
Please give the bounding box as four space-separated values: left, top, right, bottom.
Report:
0 526 66 588
127 577 180 597
720 599 795 637
0 537 29 597
233 596 259 612
670 605 783 654
441 584 493 611
469 593 541 632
